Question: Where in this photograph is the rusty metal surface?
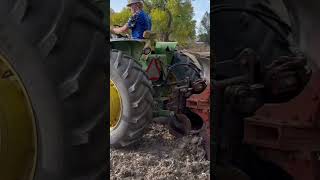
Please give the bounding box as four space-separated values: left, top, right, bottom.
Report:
244 71 320 180
255 148 320 180
187 86 210 159
213 0 320 179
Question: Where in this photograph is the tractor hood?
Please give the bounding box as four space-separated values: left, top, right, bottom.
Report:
155 42 178 54
111 39 145 61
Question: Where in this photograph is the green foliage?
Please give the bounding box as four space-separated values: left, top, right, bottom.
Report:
110 8 131 26
110 0 196 46
166 0 196 46
150 8 168 34
198 33 208 42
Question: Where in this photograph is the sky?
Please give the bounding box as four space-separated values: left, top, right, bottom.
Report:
110 0 210 34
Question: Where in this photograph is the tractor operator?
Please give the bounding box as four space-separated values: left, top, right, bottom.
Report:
111 0 152 39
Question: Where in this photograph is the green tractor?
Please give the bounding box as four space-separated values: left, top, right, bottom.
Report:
110 31 207 147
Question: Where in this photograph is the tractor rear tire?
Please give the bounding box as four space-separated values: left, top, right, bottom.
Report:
171 51 202 82
0 1 107 180
110 49 154 147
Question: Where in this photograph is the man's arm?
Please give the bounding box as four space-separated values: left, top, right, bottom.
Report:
111 24 129 34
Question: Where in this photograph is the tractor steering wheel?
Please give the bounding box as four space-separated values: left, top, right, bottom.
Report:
116 33 128 38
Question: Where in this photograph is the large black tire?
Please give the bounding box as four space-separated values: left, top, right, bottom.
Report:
171 51 202 82
0 1 107 180
110 49 154 147
213 1 296 180
170 51 206 133
213 0 293 80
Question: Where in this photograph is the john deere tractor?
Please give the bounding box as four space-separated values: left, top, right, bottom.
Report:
110 31 207 147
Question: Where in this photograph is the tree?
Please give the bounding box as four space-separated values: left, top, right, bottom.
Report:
167 0 196 45
201 11 210 33
110 8 131 26
145 0 196 45
110 0 196 46
198 11 210 43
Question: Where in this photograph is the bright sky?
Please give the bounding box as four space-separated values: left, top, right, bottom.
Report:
110 0 210 34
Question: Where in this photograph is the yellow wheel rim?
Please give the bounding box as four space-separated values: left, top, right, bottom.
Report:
110 79 122 130
0 54 37 180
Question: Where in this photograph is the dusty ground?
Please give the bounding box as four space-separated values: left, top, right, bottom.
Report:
184 43 210 53
110 123 210 180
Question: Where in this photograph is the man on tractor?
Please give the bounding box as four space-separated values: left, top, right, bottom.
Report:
111 0 152 39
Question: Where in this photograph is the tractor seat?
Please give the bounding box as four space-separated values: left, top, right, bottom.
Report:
143 31 157 39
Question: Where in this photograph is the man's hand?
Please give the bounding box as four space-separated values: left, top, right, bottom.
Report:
110 26 115 34
111 24 129 34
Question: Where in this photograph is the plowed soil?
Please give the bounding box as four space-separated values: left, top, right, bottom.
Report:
110 123 210 180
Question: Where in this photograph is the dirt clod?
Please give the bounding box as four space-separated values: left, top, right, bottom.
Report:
110 123 210 180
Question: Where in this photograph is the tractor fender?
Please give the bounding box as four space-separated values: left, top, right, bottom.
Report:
180 50 209 81
180 50 202 70
155 42 177 54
